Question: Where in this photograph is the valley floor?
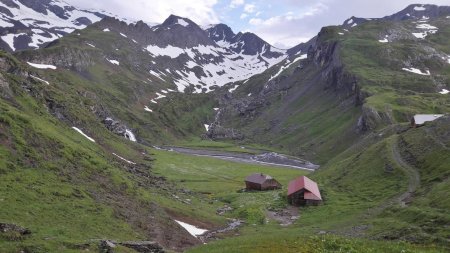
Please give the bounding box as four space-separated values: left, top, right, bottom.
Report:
1 141 448 252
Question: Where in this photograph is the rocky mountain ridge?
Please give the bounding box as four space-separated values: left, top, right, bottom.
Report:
0 0 112 51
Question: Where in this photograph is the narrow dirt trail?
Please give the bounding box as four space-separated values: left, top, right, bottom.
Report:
363 136 421 218
390 136 421 206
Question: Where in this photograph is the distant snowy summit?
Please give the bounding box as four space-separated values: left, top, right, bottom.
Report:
0 0 133 51
95 15 291 93
341 4 450 28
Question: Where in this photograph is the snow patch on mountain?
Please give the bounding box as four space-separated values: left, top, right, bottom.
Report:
144 106 153 112
269 54 307 81
30 75 49 85
107 59 120 65
174 220 207 237
412 21 438 39
0 18 13 28
228 84 239 93
155 93 166 100
416 24 438 30
1 33 24 51
413 6 426 11
112 153 136 164
177 19 189 27
378 35 389 43
0 0 105 51
402 67 430 75
149 70 165 81
412 32 427 38
146 44 185 58
439 89 449 94
72 127 95 142
27 62 57 69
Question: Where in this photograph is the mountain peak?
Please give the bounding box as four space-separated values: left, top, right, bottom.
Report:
161 15 194 28
383 4 450 21
206 23 236 44
0 0 105 51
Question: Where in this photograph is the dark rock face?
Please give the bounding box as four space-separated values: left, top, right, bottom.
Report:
0 223 32 236
86 16 287 93
286 36 316 57
206 23 235 43
206 24 285 58
1 0 19 8
99 240 165 253
74 17 93 26
205 123 244 140
152 15 214 48
120 241 165 253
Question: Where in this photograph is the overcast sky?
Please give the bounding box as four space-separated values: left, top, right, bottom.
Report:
66 0 450 48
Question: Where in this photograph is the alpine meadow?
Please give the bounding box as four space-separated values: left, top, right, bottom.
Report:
0 1 449 252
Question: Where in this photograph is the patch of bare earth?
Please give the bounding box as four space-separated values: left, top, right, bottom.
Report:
266 206 299 226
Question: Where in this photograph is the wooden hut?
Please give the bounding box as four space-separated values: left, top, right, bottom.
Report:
287 176 322 206
245 173 282 191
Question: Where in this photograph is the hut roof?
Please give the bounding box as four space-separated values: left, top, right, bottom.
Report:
413 114 444 125
245 173 274 184
288 176 322 200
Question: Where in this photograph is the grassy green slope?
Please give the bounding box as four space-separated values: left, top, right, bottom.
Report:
339 18 450 122
0 52 223 252
211 16 449 165
15 24 217 146
178 16 450 248
186 119 449 253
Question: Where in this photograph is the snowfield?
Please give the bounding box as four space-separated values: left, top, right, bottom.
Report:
413 6 426 11
72 127 95 142
174 220 207 237
378 35 389 43
402 67 430 75
112 153 136 165
269 54 307 81
30 75 50 85
146 44 185 58
177 18 189 27
146 42 287 93
412 21 438 39
27 62 57 70
0 0 103 50
412 32 427 39
439 89 449 95
144 106 153 112
107 59 120 65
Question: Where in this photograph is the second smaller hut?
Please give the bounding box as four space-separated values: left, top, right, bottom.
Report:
245 173 282 191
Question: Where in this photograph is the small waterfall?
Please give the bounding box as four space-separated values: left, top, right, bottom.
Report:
124 129 136 142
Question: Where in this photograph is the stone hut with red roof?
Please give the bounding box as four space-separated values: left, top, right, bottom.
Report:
287 176 322 206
